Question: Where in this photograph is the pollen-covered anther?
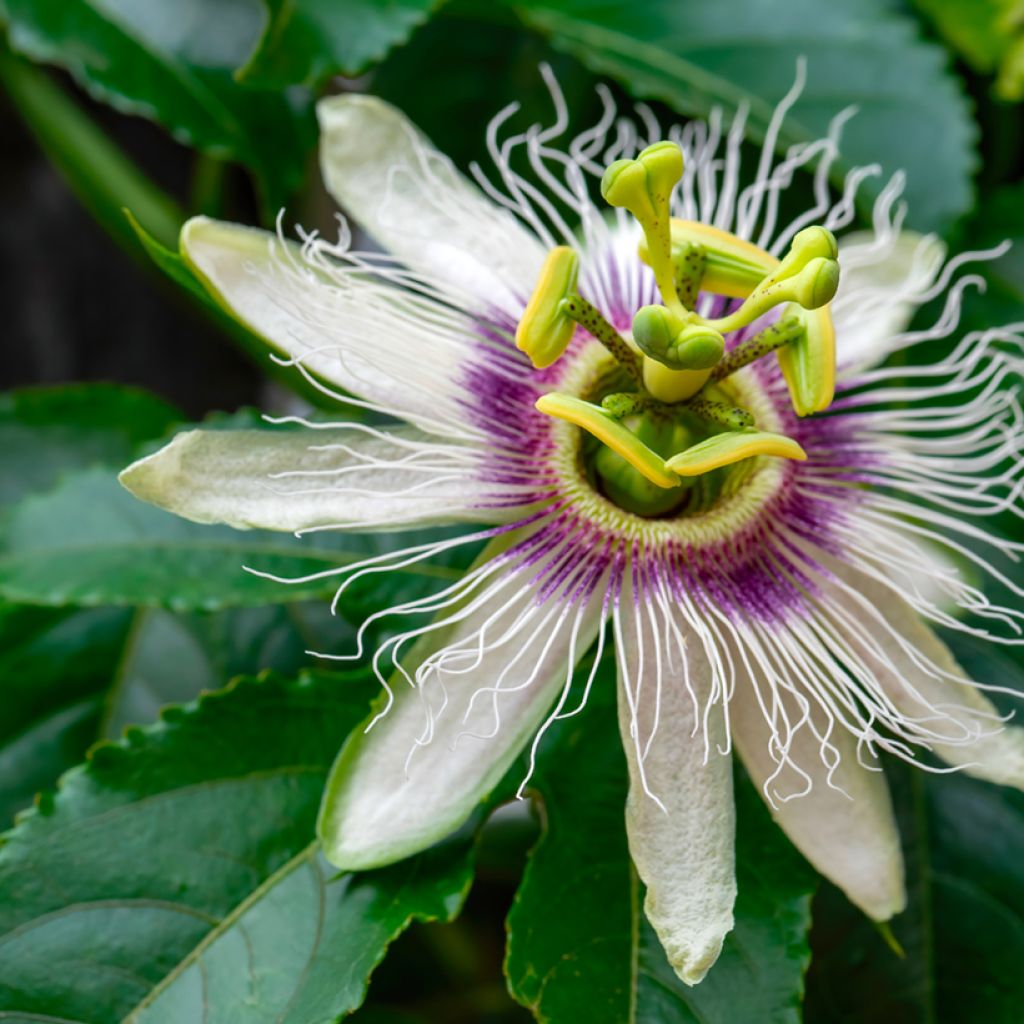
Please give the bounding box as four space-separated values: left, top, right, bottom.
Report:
667 431 807 476
535 392 679 488
515 245 580 368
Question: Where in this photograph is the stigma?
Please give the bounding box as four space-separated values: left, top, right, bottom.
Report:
515 140 838 510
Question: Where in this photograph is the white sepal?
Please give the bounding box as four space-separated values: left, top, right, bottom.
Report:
614 589 735 986
318 542 605 869
731 680 906 920
119 426 498 533
317 94 546 318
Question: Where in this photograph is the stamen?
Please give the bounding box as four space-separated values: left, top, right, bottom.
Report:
535 392 680 487
712 315 805 381
515 245 579 368
561 295 643 383
667 431 807 476
777 306 836 415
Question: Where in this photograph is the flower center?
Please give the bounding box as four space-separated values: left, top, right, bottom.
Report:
515 140 842 518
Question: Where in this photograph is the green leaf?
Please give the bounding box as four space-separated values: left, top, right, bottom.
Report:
0 603 133 823
2 0 316 210
0 45 183 251
964 182 1024 317
372 13 602 174
0 466 465 611
125 214 342 410
504 677 634 1021
804 633 1024 1023
0 384 180 516
912 0 1024 100
505 673 816 1023
512 0 977 231
239 0 440 88
0 600 346 825
98 605 316 738
0 671 477 1022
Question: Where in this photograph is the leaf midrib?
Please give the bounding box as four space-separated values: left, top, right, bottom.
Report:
120 841 321 1022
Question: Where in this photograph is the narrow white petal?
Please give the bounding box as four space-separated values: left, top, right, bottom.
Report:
824 563 1024 790
615 596 735 985
731 680 905 920
319 554 605 869
833 230 946 373
317 95 546 316
119 427 499 533
181 217 480 437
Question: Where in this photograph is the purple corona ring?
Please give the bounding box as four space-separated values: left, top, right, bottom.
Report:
121 68 1024 984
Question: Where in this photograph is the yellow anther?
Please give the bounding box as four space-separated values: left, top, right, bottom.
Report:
776 306 836 415
642 220 774 298
601 142 686 316
535 392 680 488
666 430 807 477
515 246 580 368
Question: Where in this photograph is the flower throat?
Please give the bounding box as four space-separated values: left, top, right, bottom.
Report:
515 140 840 517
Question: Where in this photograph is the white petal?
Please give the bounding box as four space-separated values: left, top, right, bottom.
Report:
730 681 905 920
317 95 546 317
119 426 500 533
181 216 480 437
833 230 945 373
825 563 1024 790
615 597 735 985
318 552 605 869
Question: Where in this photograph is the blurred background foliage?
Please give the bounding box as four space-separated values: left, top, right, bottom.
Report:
0 1 1022 1022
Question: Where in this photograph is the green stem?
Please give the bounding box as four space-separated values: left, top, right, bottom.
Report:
189 153 228 218
711 315 804 381
563 295 643 384
684 396 754 430
0 44 182 251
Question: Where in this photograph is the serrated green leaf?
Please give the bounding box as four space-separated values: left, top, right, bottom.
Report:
0 601 346 826
0 384 180 516
99 605 316 738
0 671 478 1023
2 0 316 210
239 0 440 88
505 672 816 1023
0 603 133 823
0 467 465 611
512 0 977 231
